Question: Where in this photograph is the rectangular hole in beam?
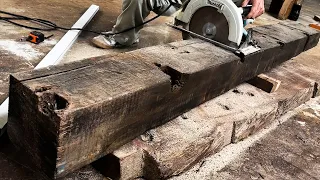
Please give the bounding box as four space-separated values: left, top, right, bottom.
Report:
247 74 281 93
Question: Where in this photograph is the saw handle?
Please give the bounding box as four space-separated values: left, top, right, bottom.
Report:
241 5 252 17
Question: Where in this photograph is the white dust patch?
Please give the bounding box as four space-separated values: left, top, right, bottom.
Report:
302 111 319 119
0 40 44 61
297 121 306 126
308 104 320 117
41 39 58 46
3 7 25 13
170 101 313 180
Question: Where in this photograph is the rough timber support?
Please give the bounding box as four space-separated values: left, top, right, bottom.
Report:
7 23 320 178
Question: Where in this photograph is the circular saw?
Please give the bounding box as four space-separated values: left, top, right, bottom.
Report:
171 0 260 56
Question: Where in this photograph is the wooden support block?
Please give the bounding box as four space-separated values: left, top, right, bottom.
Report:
278 0 296 20
110 114 233 179
6 23 319 178
264 64 315 118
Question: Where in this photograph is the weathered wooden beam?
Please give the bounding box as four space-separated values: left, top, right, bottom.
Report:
68 50 319 179
103 74 314 179
91 43 320 180
7 23 319 178
2 44 320 180
280 22 320 51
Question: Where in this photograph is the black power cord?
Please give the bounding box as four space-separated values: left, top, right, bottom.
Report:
0 3 175 36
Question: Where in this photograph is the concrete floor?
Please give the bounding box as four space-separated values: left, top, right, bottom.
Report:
0 0 181 63
171 97 320 180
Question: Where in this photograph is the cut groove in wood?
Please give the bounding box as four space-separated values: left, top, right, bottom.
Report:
247 74 281 93
313 82 319 98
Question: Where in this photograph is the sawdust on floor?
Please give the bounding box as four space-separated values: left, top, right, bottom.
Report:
0 40 44 61
170 97 320 180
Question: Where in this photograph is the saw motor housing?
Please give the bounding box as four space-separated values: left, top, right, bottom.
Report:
175 0 247 47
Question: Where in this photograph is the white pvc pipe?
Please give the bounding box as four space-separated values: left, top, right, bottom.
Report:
0 4 100 131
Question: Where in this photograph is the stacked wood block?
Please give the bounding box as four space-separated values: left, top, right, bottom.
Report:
269 0 304 20
6 23 320 179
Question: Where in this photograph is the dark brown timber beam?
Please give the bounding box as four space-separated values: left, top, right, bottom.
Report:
7 23 320 179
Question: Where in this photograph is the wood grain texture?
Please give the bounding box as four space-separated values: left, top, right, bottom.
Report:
98 62 318 178
106 83 275 179
6 23 319 178
278 0 296 20
252 23 308 65
280 22 320 51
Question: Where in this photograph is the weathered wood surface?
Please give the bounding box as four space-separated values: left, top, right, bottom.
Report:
103 84 277 179
278 0 296 20
69 54 319 179
109 60 317 179
280 22 320 51
1 51 319 180
94 45 320 180
6 23 319 178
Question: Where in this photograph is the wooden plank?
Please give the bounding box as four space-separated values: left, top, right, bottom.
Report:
6 23 319 178
278 0 296 20
0 4 100 134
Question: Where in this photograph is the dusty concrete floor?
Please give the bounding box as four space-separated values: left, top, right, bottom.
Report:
171 98 320 180
0 0 181 63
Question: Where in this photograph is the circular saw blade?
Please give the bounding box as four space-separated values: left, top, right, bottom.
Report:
186 6 231 45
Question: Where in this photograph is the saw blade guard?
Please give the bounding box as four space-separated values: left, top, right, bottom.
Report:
176 0 243 46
